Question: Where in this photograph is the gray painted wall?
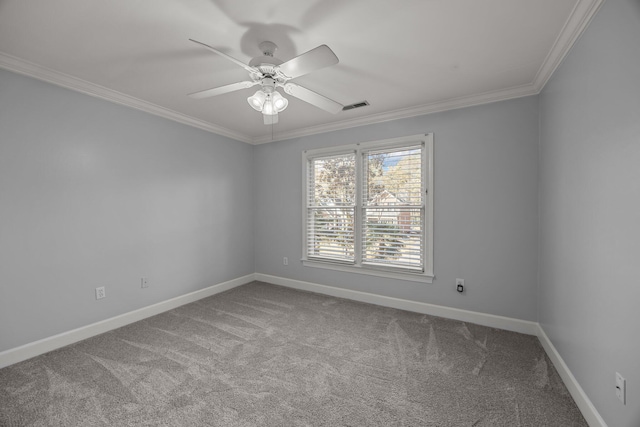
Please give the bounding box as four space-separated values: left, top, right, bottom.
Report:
254 96 540 321
0 69 255 353
538 0 640 426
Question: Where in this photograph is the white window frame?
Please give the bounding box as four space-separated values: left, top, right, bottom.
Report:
302 133 434 283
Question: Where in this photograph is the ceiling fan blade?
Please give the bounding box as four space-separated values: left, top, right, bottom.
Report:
283 83 343 114
277 45 338 79
263 113 278 125
189 38 256 73
188 81 257 99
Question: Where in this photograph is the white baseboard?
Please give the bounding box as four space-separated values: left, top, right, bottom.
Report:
536 325 608 427
0 273 256 369
255 273 539 335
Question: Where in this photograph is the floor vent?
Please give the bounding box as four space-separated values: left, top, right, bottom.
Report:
342 101 370 111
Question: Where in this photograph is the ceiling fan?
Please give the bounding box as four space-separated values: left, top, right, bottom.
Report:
188 39 343 124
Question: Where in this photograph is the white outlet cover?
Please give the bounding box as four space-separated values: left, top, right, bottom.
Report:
95 287 106 300
616 372 626 404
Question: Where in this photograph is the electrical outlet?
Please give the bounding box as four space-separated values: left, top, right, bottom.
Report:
456 278 465 293
283 257 288 266
141 277 149 288
95 286 106 300
616 372 626 404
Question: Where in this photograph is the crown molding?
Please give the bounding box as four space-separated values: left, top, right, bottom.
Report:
0 0 603 145
532 0 604 91
0 52 252 144
251 83 539 144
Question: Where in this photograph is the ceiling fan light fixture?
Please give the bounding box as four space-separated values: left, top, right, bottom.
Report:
249 89 288 116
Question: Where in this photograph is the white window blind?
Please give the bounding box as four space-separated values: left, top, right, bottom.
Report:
362 145 424 271
306 153 356 263
303 134 433 282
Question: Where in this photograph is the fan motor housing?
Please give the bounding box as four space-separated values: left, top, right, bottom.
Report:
249 56 283 73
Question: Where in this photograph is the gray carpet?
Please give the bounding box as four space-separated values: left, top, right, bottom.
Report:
1 281 586 426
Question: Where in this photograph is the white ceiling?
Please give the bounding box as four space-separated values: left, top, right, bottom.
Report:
0 0 602 144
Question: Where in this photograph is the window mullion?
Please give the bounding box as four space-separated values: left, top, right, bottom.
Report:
302 157 311 260
354 147 363 267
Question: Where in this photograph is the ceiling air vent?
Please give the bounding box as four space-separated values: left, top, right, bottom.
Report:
342 101 370 111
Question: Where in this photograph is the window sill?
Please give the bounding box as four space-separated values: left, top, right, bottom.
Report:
302 260 434 283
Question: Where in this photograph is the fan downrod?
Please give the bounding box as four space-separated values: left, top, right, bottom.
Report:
259 41 277 57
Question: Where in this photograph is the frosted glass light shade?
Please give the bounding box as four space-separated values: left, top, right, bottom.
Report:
247 90 266 111
272 91 288 112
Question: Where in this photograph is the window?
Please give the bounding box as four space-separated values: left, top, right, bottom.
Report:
303 134 434 282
